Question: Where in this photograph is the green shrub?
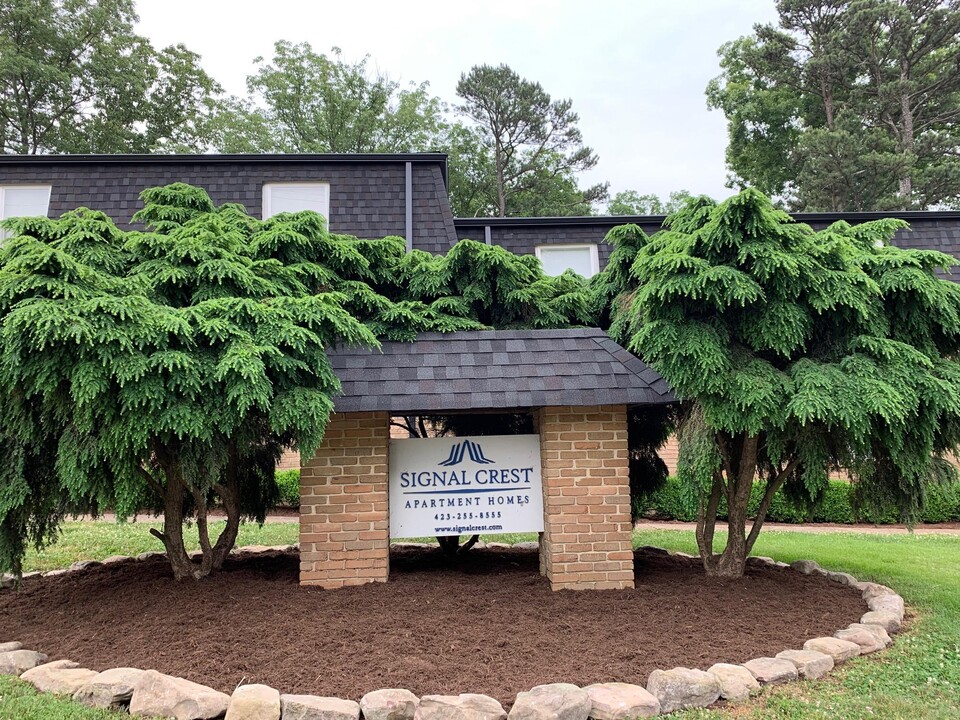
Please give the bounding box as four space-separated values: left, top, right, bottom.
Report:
919 481 960 522
274 469 300 508
752 485 810 523
636 476 960 525
637 476 698 521
808 482 858 523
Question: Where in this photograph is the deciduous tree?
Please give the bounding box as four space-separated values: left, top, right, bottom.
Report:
611 189 960 576
436 123 498 218
210 42 446 154
0 0 219 154
608 190 696 216
707 0 960 211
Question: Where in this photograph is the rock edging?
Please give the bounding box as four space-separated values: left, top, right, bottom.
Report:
0 546 906 718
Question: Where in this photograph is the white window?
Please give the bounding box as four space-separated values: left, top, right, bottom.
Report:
1 185 51 239
536 244 600 278
262 183 330 220
1 185 51 223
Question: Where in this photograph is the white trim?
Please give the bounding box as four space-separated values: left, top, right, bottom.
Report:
535 243 600 278
262 182 330 220
0 185 52 239
0 185 52 218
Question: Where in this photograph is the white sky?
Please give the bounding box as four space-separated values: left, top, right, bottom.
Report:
136 0 779 208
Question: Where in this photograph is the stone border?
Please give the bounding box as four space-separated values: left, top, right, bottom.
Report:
0 545 906 719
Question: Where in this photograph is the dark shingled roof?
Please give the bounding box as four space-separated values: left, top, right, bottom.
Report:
328 328 675 413
454 211 960 280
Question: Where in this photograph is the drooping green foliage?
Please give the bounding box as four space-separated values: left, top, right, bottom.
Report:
591 222 658 335
0 183 597 578
0 185 381 577
611 187 960 575
311 235 597 341
591 196 718 337
589 222 687 511
389 241 597 336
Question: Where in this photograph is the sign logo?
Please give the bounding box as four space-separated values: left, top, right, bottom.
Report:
438 439 495 466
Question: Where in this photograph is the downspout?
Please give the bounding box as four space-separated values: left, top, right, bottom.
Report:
484 225 492 245
405 161 413 252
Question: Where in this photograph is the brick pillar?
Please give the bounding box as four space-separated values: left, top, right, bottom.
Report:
299 411 390 588
538 405 635 591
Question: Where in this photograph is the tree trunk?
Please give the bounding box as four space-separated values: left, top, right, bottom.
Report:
146 444 244 581
698 434 758 578
821 78 835 131
707 511 748 577
494 137 507 217
695 474 723 561
746 460 797 554
438 535 457 557
437 534 481 558
824 77 841 212
696 434 800 578
898 65 915 205
149 465 201 581
211 461 242 571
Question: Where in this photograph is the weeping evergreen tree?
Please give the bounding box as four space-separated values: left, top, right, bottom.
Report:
614 188 960 576
0 183 598 579
0 184 379 579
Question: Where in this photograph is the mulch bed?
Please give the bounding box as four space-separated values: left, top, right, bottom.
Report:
0 547 865 705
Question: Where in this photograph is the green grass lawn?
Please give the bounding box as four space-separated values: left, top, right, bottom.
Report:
21 519 300 573
4 522 959 719
0 675 133 720
640 529 960 720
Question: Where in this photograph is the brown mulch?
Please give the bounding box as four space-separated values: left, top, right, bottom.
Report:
0 547 865 705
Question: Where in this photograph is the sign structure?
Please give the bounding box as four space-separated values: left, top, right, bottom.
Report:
389 435 544 538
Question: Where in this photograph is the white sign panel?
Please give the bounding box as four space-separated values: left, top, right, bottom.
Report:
389 435 544 538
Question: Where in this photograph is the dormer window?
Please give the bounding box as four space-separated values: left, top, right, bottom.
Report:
1 185 51 237
535 243 600 278
262 183 330 220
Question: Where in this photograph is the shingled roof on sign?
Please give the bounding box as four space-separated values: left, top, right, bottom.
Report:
327 328 675 413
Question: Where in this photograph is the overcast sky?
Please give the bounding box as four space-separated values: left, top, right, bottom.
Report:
136 0 779 209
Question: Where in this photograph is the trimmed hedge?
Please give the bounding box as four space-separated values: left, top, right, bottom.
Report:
272 467 960 523
275 469 300 509
637 476 960 524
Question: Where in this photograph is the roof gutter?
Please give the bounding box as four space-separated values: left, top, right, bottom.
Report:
453 210 960 227
0 153 450 166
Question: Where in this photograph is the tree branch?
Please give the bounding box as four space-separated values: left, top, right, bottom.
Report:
697 472 724 562
136 466 165 499
746 456 801 553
